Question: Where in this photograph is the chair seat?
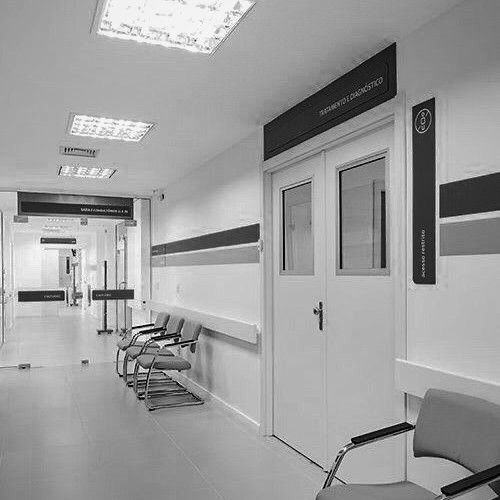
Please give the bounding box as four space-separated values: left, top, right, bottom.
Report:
137 354 190 371
133 348 174 365
317 482 435 500
126 343 160 359
117 338 152 350
117 337 133 350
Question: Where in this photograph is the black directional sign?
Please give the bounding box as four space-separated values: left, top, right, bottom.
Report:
18 192 133 220
18 290 65 302
91 289 134 301
40 237 77 245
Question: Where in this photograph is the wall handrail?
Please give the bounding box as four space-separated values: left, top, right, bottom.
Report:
128 299 259 345
395 358 500 405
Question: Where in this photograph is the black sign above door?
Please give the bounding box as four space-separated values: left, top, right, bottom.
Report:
18 192 134 220
18 290 66 302
40 237 77 245
91 289 135 301
264 43 397 160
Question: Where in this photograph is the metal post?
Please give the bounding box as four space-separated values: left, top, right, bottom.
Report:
72 262 77 306
97 260 113 335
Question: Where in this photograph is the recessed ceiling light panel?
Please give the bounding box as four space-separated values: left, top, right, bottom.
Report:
69 114 153 142
58 165 117 179
96 0 255 54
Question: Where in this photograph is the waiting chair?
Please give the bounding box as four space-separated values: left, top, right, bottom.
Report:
317 389 500 500
134 320 203 410
115 312 170 377
122 315 185 385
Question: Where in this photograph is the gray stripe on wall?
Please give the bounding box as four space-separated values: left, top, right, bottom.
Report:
440 218 500 256
166 245 260 267
151 256 167 267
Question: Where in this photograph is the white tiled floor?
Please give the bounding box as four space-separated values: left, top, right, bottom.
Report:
0 362 326 499
0 309 117 367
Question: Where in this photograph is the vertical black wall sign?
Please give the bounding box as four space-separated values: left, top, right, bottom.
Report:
412 98 436 284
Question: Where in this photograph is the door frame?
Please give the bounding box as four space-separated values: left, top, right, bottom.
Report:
259 93 408 448
0 211 4 344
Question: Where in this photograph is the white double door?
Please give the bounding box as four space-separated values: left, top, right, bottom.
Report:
272 124 405 481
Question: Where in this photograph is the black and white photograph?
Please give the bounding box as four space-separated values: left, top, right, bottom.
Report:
0 1 499 499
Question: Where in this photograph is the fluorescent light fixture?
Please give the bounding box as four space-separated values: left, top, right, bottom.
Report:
69 114 153 142
96 0 255 54
58 165 117 179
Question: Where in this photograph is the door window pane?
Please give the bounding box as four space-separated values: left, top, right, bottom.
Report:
338 158 387 272
282 182 313 274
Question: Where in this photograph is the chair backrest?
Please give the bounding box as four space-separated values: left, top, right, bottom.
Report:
165 315 185 336
180 320 203 353
414 389 500 494
154 312 170 329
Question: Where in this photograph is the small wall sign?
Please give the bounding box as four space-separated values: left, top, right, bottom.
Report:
18 290 65 302
412 98 436 285
91 289 134 301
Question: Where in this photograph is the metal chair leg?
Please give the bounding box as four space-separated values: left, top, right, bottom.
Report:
143 369 204 410
115 349 123 377
144 365 155 411
122 354 130 384
136 380 186 399
133 361 141 396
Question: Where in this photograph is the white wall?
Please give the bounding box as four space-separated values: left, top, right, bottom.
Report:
151 132 261 423
400 0 500 495
149 0 500 478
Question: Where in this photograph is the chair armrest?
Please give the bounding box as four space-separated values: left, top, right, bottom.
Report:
138 333 180 355
145 333 181 344
323 422 414 489
441 464 500 498
161 339 198 348
131 327 166 343
351 422 415 445
131 323 154 330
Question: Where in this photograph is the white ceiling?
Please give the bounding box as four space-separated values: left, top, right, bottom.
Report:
0 0 463 197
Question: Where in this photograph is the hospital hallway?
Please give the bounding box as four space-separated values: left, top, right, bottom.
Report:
0 362 323 500
0 309 117 368
1 0 500 499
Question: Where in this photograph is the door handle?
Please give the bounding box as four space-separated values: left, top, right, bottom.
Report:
313 301 324 331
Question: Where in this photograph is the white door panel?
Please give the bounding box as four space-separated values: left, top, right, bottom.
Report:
272 153 327 465
325 124 405 483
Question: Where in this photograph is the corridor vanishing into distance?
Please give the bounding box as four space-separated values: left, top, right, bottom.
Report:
1 0 500 499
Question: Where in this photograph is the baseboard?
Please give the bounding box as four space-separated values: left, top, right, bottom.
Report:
175 372 261 431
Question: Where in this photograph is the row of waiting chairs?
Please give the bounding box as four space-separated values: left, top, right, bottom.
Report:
115 312 203 410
